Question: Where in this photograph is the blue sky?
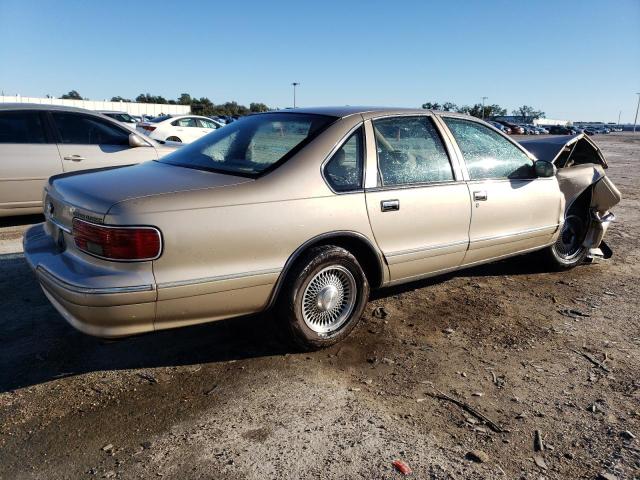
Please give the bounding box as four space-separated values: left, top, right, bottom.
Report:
1 0 638 122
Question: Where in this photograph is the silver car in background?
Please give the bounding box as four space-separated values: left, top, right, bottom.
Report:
0 104 176 217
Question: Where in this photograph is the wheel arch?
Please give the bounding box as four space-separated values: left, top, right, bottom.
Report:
266 231 386 309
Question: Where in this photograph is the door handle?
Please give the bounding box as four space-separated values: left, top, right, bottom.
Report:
473 191 488 201
63 155 85 162
381 199 400 212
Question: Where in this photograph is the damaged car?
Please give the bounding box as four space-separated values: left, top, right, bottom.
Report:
23 108 621 350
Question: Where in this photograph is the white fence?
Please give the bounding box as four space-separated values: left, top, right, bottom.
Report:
0 95 190 116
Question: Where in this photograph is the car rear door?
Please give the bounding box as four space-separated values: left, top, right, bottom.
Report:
440 116 563 265
50 111 157 172
364 115 471 283
0 110 62 213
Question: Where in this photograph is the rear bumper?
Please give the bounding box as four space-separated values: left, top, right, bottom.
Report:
23 223 157 337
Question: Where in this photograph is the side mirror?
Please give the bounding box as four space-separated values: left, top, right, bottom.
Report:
534 160 556 178
129 133 149 148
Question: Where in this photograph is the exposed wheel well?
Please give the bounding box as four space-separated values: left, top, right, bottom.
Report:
268 233 385 309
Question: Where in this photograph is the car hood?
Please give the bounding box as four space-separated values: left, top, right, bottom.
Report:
519 133 607 168
48 161 252 216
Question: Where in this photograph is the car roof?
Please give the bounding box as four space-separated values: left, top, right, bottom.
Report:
0 103 104 114
269 106 480 120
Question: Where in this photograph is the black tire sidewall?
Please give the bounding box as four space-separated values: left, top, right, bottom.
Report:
279 246 369 350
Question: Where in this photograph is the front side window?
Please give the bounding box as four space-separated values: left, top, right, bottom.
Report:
324 127 364 192
52 112 129 145
443 117 534 180
0 111 48 143
372 116 453 186
159 113 335 177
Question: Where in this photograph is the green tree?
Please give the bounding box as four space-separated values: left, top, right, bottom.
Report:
60 90 83 100
441 102 458 112
178 93 192 105
135 93 168 104
250 102 269 113
511 105 545 122
110 96 131 102
458 103 506 119
421 101 441 110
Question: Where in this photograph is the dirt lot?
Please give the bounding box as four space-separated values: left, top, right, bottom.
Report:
0 134 638 480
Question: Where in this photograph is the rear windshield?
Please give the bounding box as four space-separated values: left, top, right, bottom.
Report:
158 113 335 177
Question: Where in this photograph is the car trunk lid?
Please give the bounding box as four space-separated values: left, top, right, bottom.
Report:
46 161 252 227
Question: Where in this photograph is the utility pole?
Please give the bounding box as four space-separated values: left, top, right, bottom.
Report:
481 96 488 120
292 82 300 108
618 110 621 125
634 93 640 133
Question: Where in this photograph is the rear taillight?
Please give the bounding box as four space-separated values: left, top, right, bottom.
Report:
140 125 156 132
72 218 161 261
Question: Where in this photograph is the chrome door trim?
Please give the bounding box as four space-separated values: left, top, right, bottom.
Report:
156 267 282 289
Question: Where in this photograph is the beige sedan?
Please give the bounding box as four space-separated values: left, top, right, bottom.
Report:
23 107 621 349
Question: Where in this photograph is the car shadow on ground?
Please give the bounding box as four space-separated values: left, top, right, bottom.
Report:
0 251 551 393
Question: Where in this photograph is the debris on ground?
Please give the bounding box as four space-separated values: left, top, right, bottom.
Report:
392 459 412 475
465 450 489 463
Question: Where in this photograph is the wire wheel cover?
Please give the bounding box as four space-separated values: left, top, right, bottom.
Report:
553 214 586 260
302 266 357 334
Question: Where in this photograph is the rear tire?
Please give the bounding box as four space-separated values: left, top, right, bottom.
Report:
166 136 182 142
277 245 369 351
542 213 589 270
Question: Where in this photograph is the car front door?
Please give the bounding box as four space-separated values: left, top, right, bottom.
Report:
50 111 157 172
364 115 471 283
440 116 563 265
196 118 218 138
0 110 62 214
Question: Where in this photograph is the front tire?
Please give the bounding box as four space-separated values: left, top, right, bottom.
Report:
277 245 369 350
543 213 589 270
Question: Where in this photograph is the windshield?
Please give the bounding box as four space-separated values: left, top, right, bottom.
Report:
150 115 173 123
158 113 336 177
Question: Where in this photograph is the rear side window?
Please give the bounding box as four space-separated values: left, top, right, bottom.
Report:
324 127 364 192
372 116 453 186
172 118 197 127
443 117 534 180
52 112 130 145
0 111 47 143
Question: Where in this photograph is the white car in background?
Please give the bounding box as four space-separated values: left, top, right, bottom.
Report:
137 115 223 143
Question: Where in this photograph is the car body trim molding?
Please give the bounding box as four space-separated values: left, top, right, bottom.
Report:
36 266 154 295
470 223 561 245
386 239 469 258
156 267 283 289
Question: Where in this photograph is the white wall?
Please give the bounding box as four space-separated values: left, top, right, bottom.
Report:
0 95 190 116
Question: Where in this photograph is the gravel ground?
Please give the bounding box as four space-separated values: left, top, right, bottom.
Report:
0 134 638 480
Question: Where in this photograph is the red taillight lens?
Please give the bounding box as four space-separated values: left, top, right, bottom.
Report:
72 218 161 261
141 125 156 132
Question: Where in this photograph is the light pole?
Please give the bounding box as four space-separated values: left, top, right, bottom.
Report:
481 96 488 119
618 110 621 125
292 82 300 108
634 93 640 133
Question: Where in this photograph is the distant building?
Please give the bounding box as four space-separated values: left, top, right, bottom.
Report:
0 95 190 116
